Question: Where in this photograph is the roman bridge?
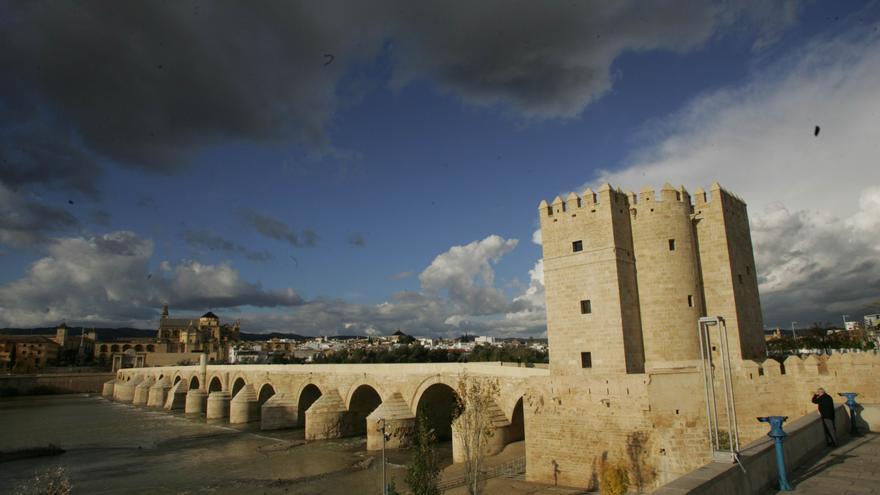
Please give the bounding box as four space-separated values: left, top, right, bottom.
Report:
104 362 547 460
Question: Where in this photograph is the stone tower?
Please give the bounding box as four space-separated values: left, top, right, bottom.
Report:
538 182 765 375
539 183 645 375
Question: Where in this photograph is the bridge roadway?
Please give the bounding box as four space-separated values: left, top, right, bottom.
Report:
106 362 547 461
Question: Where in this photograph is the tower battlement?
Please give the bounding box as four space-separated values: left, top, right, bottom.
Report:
539 182 765 375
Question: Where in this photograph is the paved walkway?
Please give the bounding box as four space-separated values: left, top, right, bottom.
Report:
771 433 880 494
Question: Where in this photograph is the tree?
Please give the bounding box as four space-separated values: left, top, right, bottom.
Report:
453 372 500 495
405 411 442 495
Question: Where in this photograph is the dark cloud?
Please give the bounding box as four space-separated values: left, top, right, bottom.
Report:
182 228 274 262
0 183 80 247
752 197 880 328
348 232 366 247
0 1 797 193
135 196 159 210
90 209 112 227
238 208 317 247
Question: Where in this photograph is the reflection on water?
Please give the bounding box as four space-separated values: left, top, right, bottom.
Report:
0 395 451 494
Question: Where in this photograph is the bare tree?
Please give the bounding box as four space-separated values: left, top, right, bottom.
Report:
453 372 500 495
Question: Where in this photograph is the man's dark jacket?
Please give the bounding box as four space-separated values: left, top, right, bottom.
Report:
812 393 835 419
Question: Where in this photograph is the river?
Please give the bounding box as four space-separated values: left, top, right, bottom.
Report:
0 394 451 494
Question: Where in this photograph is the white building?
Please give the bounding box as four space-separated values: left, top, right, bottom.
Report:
475 336 496 345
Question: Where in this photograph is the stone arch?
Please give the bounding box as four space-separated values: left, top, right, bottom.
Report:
410 375 459 415
508 397 525 443
146 344 155 352
208 376 223 392
100 344 108 352
415 382 460 441
296 383 323 428
110 344 120 352
348 384 383 436
122 344 132 351
344 377 386 409
189 375 200 390
258 383 276 406
134 344 144 352
173 375 182 385
231 377 247 398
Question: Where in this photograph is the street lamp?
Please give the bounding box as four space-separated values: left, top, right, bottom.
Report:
790 321 798 340
376 417 392 495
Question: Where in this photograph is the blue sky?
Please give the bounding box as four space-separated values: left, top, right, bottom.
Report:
1 1 879 335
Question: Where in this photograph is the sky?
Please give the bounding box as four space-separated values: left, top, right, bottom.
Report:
1 1 879 336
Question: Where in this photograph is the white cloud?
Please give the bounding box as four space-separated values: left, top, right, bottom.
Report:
531 229 542 246
419 234 518 315
0 231 302 327
592 28 880 327
0 231 548 338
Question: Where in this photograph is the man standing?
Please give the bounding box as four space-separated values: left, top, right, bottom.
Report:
812 388 838 447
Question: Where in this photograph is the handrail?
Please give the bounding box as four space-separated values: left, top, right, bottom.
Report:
437 456 526 491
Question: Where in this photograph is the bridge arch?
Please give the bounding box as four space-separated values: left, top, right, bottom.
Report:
231 377 247 398
509 396 525 443
258 383 276 406
189 375 200 390
347 384 383 436
296 383 323 428
208 376 223 392
414 381 460 442
173 375 182 386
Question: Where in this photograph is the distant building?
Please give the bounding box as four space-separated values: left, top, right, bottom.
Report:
94 305 241 371
845 320 862 332
865 314 880 329
0 335 61 371
475 335 496 345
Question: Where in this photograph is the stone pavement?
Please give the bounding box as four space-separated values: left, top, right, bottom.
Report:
770 433 880 494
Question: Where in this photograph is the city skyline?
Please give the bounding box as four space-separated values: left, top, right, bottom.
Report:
1 2 879 336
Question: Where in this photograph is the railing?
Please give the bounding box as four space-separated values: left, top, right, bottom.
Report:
437 456 526 491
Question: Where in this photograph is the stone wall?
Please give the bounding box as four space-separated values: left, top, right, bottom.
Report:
523 352 880 491
0 372 115 396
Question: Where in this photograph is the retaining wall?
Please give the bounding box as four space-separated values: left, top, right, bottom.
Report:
0 372 115 396
652 405 850 494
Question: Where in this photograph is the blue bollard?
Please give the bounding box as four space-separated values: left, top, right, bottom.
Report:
838 392 860 435
758 416 793 491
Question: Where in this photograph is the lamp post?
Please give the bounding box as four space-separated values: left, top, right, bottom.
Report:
758 416 793 491
790 321 798 340
376 417 392 495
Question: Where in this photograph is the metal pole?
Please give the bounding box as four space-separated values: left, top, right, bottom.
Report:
791 321 797 340
842 315 849 330
719 319 740 453
380 418 387 495
698 321 715 454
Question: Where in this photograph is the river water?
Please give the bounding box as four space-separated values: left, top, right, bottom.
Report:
0 394 451 494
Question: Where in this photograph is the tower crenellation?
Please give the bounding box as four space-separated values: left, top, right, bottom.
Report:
539 181 766 375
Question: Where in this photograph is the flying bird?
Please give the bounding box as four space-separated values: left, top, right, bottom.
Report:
323 54 335 66
290 255 299 267
68 199 74 205
814 125 821 137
